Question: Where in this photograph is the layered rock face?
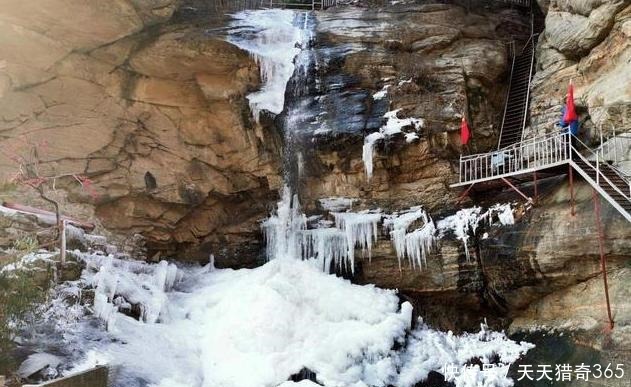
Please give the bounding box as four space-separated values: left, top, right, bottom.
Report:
0 0 282 264
295 3 529 211
530 0 631 140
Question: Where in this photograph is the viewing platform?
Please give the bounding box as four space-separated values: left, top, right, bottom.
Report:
451 131 631 223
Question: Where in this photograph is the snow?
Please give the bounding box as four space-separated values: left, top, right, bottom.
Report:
363 110 424 180
318 197 356 212
227 9 309 121
372 85 390 100
382 109 424 136
405 132 419 143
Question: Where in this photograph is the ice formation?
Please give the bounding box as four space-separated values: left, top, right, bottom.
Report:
53 255 414 387
437 207 483 260
363 109 424 179
85 255 180 328
437 204 515 260
227 10 310 121
396 321 534 387
17 353 62 379
261 186 307 261
362 131 385 179
332 211 383 269
262 186 383 273
384 207 435 270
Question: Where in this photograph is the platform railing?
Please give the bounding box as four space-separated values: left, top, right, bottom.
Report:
459 130 571 184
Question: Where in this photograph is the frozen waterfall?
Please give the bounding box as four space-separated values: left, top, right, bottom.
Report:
228 9 311 121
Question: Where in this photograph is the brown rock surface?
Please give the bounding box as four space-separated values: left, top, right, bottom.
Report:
0 0 282 264
297 4 529 213
529 0 631 141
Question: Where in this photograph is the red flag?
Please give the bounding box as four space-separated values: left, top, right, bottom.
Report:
460 117 470 145
563 81 577 123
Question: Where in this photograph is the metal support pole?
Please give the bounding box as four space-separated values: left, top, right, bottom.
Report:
533 171 538 204
592 188 615 330
455 184 475 205
569 165 575 216
501 177 533 203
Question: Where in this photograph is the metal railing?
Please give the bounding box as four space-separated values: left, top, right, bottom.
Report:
265 0 337 9
460 130 571 184
520 34 537 142
594 128 631 166
572 136 631 201
456 130 631 220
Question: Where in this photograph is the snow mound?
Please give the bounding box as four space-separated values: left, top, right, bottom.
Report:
69 257 413 387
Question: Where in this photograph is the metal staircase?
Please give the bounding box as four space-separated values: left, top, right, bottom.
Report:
497 36 537 149
570 139 631 218
452 131 631 223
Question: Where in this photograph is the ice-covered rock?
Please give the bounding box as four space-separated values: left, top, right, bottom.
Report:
18 353 62 379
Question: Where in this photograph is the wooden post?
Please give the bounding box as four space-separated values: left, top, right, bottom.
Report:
0 375 5 387
592 188 614 330
60 219 67 266
569 165 575 216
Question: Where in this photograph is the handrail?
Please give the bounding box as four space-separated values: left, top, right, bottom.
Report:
571 135 631 199
520 34 537 142
458 131 571 184
497 39 517 150
465 130 565 161
571 144 631 203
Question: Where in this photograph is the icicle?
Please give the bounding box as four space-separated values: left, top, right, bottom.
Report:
384 207 436 270
300 228 349 272
362 110 423 180
261 186 307 261
363 132 384 180
332 211 382 272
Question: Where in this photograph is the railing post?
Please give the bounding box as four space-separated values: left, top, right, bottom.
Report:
613 126 618 164
592 188 615 330
596 152 600 185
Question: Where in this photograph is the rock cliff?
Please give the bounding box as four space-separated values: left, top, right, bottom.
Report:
530 0 631 141
0 0 283 265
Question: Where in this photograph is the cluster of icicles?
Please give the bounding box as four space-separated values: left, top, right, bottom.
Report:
262 187 515 273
